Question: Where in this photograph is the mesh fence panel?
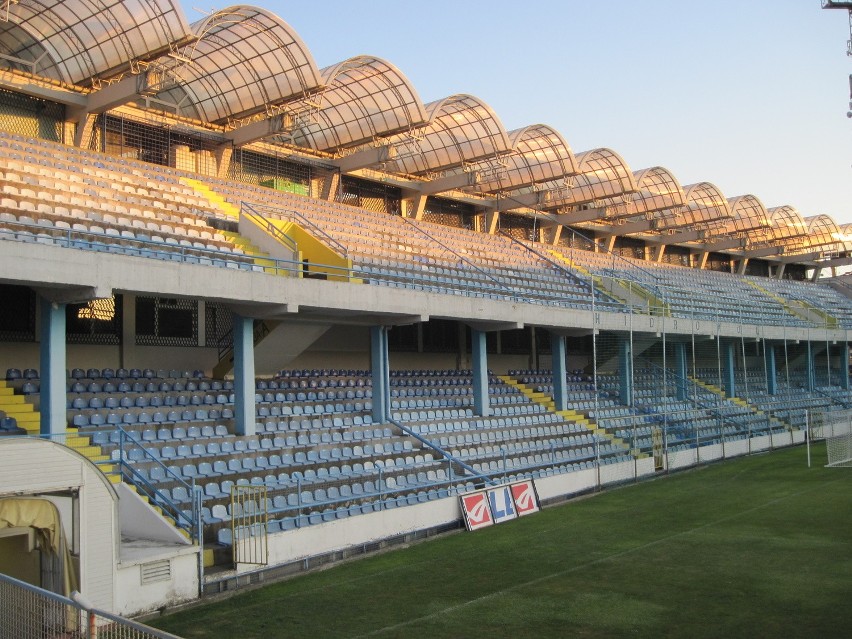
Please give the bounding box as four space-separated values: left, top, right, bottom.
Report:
0 573 183 639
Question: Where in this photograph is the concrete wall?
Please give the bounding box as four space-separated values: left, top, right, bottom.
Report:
114 546 199 617
0 438 118 611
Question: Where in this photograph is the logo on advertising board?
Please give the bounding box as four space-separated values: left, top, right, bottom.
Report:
460 491 494 531
486 485 517 524
510 480 540 516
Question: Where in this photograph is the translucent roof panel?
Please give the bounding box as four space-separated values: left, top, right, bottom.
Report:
766 206 808 242
157 6 321 125
804 214 843 250
287 56 427 153
381 94 511 175
462 124 578 193
656 181 731 229
0 0 190 85
599 166 685 221
715 195 770 236
838 223 852 253
535 148 636 209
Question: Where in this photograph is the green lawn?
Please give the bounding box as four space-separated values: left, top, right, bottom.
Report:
152 445 852 639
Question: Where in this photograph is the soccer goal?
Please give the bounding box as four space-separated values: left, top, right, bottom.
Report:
814 414 852 468
826 425 852 468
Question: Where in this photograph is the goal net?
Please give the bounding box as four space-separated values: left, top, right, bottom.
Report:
815 415 852 468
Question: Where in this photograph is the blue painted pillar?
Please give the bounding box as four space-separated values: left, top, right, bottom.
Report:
232 314 256 436
550 333 568 412
674 342 688 401
618 336 633 407
806 341 815 392
841 342 850 391
766 343 777 396
39 298 66 436
370 325 390 423
471 328 490 417
722 340 736 398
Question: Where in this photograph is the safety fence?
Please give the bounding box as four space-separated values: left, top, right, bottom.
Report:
0 572 183 639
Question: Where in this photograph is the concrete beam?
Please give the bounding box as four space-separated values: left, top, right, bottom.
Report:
466 320 523 333
550 207 607 226
417 171 480 196
225 113 293 147
334 145 397 173
0 69 87 110
491 191 542 212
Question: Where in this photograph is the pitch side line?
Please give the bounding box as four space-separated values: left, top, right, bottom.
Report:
351 477 844 638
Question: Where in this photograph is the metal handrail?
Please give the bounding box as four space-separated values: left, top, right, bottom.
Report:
243 201 349 258
114 426 200 537
241 205 298 253
402 217 519 299
387 416 497 485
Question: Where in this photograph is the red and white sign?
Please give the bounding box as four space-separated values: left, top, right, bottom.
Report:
510 480 540 516
460 491 494 531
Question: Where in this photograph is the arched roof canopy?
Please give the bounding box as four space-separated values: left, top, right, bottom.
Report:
612 166 685 220
157 5 321 124
0 0 190 85
463 124 578 194
766 206 808 242
538 147 637 209
838 223 852 253
804 214 843 250
715 195 770 237
287 56 427 153
666 182 732 229
381 94 512 175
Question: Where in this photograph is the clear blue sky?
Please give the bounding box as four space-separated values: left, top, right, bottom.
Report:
186 1 852 224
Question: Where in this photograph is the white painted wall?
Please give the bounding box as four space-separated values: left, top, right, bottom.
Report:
0 439 118 612
114 546 199 617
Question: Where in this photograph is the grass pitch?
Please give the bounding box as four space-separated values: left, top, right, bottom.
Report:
152 445 852 638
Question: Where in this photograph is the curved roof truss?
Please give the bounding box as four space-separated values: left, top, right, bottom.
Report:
538 147 637 210
604 166 685 221
381 94 511 175
157 6 321 125
466 124 578 193
658 181 733 231
287 55 427 153
714 195 770 239
0 0 190 85
804 214 844 251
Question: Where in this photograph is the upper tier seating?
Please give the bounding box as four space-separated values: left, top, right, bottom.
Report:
0 132 263 270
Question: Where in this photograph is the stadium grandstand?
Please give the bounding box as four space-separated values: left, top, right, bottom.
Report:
0 0 851 625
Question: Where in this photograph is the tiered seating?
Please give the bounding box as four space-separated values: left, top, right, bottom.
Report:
197 178 623 311
710 369 850 426
568 250 810 326
391 370 632 473
751 277 852 328
0 132 264 270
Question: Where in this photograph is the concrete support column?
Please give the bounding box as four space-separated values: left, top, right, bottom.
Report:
841 342 850 391
618 336 633 407
39 297 66 436
806 341 815 392
233 314 256 436
722 340 736 398
471 328 490 417
674 342 688 401
551 332 568 412
370 325 390 423
766 343 778 396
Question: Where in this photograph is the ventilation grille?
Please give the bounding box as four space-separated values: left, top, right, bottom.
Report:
140 559 171 585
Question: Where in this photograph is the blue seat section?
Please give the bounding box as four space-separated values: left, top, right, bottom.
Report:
19 362 845 547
